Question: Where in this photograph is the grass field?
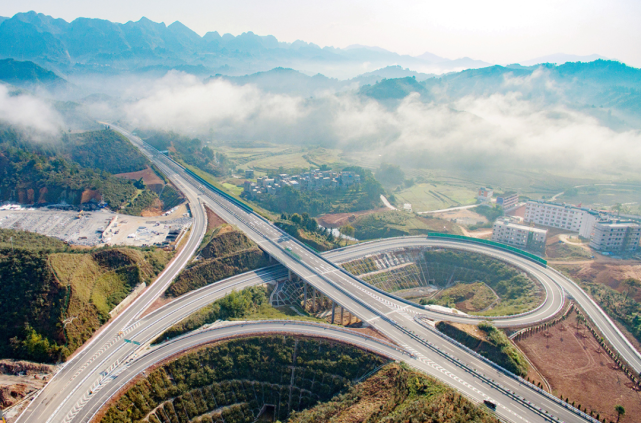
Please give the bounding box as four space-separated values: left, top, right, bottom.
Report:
427 282 497 313
351 211 463 239
214 144 348 175
393 182 478 212
557 183 641 210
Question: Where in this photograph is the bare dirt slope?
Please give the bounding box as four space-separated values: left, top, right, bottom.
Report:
516 311 641 422
317 207 389 228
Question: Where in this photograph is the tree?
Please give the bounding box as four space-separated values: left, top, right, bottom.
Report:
612 203 622 216
290 213 302 226
340 225 355 238
615 404 625 422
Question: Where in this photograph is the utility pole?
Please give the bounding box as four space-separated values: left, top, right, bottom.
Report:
10 236 13 253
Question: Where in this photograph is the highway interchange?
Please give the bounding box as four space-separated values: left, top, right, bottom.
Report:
15 125 640 423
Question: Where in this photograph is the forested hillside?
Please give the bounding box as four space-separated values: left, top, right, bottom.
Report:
100 336 387 423
0 126 171 214
0 229 173 362
100 338 498 423
289 362 498 423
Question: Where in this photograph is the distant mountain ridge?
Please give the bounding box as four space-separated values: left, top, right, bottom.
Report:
0 11 491 78
0 58 68 89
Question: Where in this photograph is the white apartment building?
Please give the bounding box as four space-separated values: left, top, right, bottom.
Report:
478 187 493 202
496 192 519 210
492 218 548 251
524 200 599 238
589 220 641 252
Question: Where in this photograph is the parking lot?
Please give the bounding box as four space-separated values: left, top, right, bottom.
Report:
0 205 192 247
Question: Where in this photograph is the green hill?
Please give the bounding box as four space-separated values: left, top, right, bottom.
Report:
165 226 270 298
100 338 497 423
0 126 161 212
359 76 431 100
100 336 387 423
0 58 67 89
0 229 173 363
290 362 498 423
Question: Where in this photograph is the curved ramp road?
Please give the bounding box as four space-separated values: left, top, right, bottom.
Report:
106 126 600 423
78 321 592 423
16 124 633 423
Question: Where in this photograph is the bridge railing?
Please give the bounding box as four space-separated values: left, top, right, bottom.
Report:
427 233 547 266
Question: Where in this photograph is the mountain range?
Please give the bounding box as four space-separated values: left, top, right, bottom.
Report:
0 11 610 80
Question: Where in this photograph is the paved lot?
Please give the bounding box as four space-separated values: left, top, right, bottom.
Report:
0 207 191 247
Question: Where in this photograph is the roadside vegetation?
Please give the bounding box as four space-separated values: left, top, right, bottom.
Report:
152 286 323 344
436 321 529 377
276 212 345 251
558 266 641 344
0 228 173 363
428 282 497 313
165 225 270 298
350 210 462 239
100 336 386 423
290 362 498 423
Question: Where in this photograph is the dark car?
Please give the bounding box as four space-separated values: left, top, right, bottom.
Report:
483 400 497 410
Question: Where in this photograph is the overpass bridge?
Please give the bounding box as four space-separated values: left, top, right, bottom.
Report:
17 125 639 423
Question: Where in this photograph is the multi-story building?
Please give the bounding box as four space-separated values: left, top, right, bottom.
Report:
589 220 641 252
524 200 600 238
491 218 547 251
478 187 493 202
496 192 519 210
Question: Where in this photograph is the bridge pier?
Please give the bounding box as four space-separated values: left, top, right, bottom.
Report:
303 284 308 310
331 301 335 324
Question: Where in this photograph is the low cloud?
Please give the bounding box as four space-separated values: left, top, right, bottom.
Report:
117 71 641 172
0 85 63 135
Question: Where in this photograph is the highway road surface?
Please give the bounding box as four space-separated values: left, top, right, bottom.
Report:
17 124 635 423
107 126 599 423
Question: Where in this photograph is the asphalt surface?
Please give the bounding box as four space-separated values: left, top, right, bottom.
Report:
17 124 635 423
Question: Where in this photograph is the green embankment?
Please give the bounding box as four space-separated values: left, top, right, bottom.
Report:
100 336 387 423
436 321 528 376
153 286 323 344
420 250 543 316
0 229 173 363
342 249 542 316
289 362 498 423
427 282 497 313
165 228 270 297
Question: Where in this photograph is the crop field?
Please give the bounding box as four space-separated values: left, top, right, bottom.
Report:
393 182 478 212
215 144 348 174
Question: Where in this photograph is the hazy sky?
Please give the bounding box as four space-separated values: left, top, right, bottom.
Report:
1 0 640 66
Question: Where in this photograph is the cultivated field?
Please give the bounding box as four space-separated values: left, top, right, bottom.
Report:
393 182 478 212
